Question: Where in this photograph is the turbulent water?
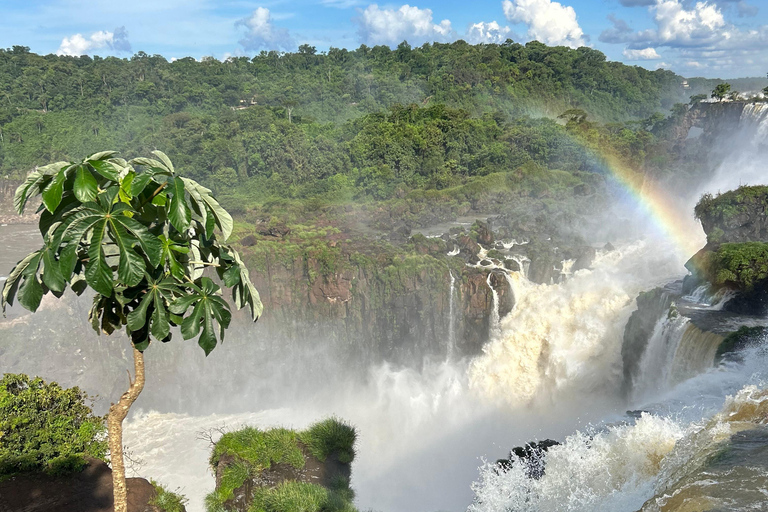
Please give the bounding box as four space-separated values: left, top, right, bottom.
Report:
3 196 768 510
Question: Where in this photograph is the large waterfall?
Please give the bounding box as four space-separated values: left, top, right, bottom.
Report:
3 224 767 512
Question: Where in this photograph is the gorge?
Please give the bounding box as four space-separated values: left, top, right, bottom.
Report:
2 78 768 512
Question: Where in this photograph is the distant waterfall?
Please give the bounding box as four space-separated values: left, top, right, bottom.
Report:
448 272 456 358
739 103 768 145
487 273 501 337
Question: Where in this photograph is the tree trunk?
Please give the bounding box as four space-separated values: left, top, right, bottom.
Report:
107 347 145 512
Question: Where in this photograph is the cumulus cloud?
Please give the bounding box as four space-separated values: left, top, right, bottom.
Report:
502 0 586 48
600 1 728 48
355 4 453 45
602 0 768 76
623 47 661 59
236 7 294 52
465 21 513 44
56 26 131 56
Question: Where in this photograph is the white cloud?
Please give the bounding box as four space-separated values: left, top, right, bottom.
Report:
465 21 513 44
622 47 661 59
600 0 768 75
502 0 586 48
236 7 295 52
355 4 453 45
56 26 131 56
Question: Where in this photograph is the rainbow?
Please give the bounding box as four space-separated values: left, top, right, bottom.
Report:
582 145 705 260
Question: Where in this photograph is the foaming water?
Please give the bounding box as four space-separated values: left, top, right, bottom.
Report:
470 343 768 512
470 240 683 406
118 239 690 512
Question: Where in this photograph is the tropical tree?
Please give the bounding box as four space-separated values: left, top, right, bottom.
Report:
711 83 731 102
1 150 262 512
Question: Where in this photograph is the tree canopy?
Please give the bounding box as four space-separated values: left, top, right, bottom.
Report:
1 150 262 354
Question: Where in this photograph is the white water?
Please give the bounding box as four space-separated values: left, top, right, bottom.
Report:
118 239 692 512
448 271 457 359
470 241 683 406
486 273 501 337
470 339 768 512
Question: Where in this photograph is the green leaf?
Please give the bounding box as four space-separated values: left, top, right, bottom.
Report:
127 291 153 332
151 150 175 174
85 150 118 162
41 169 67 213
17 274 44 311
42 248 66 293
110 222 144 287
112 215 162 267
131 171 153 196
74 166 98 203
181 301 203 340
168 177 190 233
58 244 79 281
90 160 119 182
152 190 167 206
1 251 42 311
84 220 114 296
150 299 170 340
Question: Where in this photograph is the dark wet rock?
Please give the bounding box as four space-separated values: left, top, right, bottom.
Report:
239 234 258 247
480 259 493 266
722 284 768 316
255 221 291 238
496 440 561 479
604 242 615 251
0 458 170 512
488 270 515 319
621 286 680 398
449 226 465 236
504 258 521 272
571 246 597 272
473 220 494 247
389 225 412 243
458 235 481 262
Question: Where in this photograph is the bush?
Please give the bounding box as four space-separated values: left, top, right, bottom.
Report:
0 374 107 477
149 480 189 512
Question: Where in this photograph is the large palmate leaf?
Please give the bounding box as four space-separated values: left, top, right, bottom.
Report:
3 150 261 355
170 277 232 355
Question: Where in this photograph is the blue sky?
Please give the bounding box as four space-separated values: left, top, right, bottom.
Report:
1 0 767 78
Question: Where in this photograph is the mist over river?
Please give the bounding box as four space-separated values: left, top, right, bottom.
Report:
10 219 759 512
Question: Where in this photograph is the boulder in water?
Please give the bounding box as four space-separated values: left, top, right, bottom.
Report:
496 439 561 479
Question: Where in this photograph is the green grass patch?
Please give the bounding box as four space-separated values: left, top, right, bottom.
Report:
249 481 357 512
206 418 358 512
149 480 189 512
298 418 357 464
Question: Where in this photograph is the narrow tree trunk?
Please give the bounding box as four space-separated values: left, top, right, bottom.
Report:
107 347 145 512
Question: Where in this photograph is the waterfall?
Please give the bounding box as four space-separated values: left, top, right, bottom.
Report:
486 273 501 338
448 271 456 358
632 315 724 402
470 241 683 406
668 324 724 385
739 102 768 145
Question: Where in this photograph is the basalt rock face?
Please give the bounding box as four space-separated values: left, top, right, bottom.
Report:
621 286 680 397
695 187 768 245
0 458 172 512
673 102 749 143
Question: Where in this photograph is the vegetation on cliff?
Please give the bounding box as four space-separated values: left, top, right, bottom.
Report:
206 418 357 512
702 242 768 290
0 373 106 477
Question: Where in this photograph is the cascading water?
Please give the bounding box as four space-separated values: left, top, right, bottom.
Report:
739 102 768 146
5 227 761 512
448 271 456 358
486 273 501 337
